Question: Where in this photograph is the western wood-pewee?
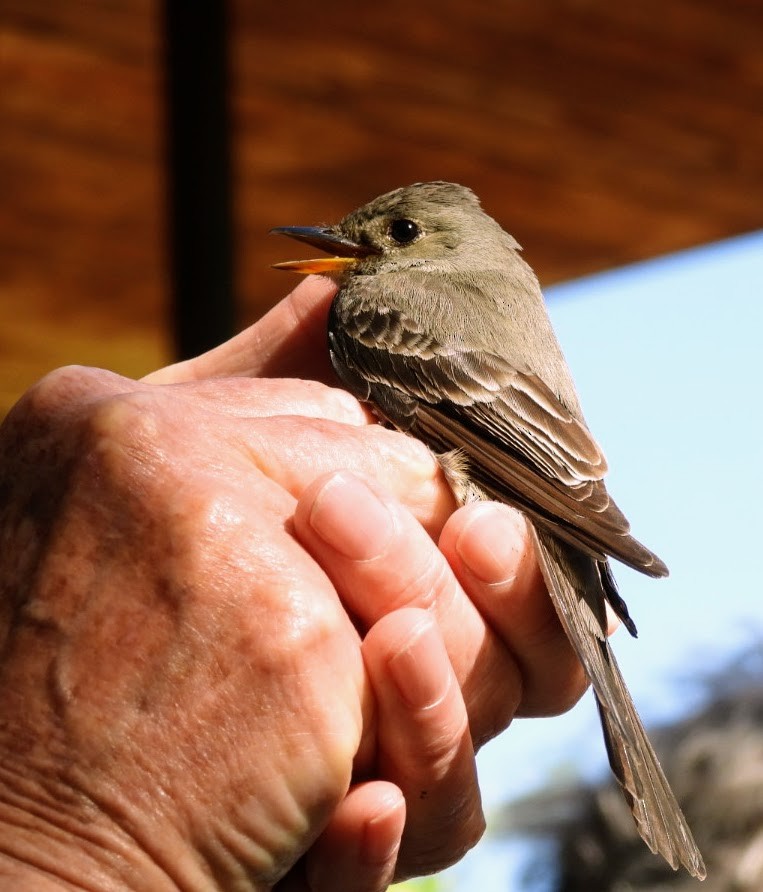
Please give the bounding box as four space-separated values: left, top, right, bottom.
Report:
272 181 705 879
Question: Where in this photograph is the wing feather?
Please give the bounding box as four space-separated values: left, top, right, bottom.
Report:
329 301 666 576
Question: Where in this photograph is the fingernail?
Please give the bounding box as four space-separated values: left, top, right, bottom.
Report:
455 503 527 585
388 616 449 709
309 472 394 560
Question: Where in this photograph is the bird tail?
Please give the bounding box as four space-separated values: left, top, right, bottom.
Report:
530 525 706 880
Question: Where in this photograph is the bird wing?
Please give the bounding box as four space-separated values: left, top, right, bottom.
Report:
329 297 667 576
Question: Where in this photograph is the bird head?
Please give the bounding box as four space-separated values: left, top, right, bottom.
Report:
271 181 521 277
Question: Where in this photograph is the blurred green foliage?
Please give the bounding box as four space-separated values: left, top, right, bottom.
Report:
393 876 451 892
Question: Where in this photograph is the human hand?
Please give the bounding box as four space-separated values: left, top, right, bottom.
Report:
154 277 591 883
0 363 469 889
151 274 590 726
0 276 589 891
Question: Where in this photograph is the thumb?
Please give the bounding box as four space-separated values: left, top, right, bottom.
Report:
144 276 337 385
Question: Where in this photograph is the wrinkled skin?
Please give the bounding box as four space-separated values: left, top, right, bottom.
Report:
0 277 589 891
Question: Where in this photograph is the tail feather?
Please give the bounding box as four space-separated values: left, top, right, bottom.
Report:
531 525 706 880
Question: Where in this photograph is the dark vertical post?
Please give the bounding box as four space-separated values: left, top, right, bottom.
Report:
162 0 236 359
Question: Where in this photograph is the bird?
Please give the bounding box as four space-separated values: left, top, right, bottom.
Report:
271 181 706 880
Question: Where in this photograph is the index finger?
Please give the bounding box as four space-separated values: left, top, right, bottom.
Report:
145 276 338 385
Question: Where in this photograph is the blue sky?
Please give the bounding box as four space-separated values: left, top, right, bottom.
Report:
434 230 763 891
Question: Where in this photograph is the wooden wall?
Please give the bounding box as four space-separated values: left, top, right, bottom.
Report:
1 0 761 413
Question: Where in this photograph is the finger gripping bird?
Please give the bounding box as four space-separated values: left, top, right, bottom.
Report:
272 181 705 880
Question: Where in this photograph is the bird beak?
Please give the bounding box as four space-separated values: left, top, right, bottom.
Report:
270 226 379 274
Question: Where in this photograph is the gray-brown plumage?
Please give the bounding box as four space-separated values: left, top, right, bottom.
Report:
272 181 705 879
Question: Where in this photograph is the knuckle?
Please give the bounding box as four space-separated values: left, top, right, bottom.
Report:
262 576 348 660
68 391 189 516
443 803 486 859
81 391 165 478
466 669 523 748
406 798 485 875
11 365 107 426
289 378 368 424
1 374 166 521
417 712 471 773
543 669 590 716
387 550 455 613
519 655 589 717
3 367 87 444
85 389 161 443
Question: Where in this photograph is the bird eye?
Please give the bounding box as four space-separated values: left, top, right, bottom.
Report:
388 218 420 245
